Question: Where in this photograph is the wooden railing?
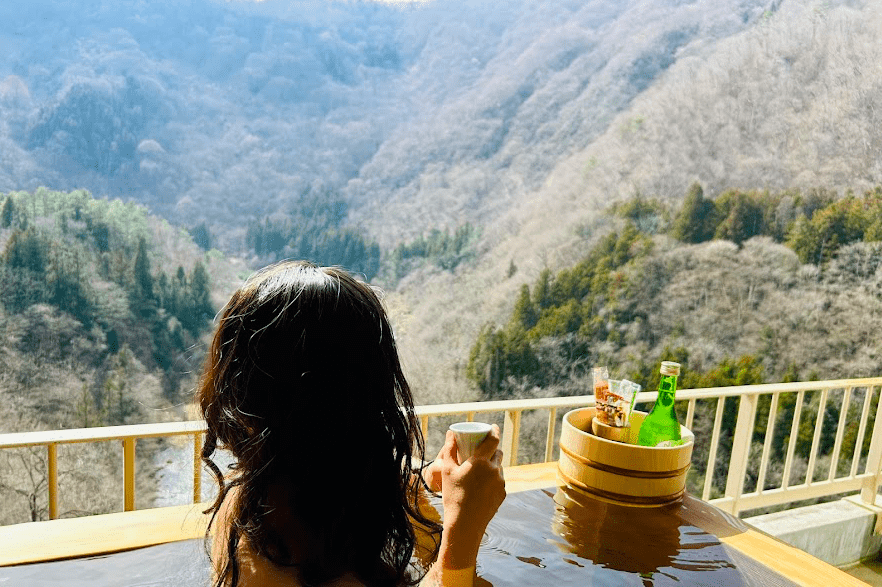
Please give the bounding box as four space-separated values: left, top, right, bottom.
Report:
2 377 882 520
668 378 882 514
0 421 206 519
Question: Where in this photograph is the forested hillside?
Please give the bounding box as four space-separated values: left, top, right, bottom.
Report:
468 185 882 504
0 0 775 250
244 192 380 280
0 188 227 523
388 0 882 408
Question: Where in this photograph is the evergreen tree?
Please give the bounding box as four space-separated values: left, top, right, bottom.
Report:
1 197 14 228
367 242 381 280
510 284 538 330
91 221 110 252
786 196 870 264
181 261 213 333
130 236 157 319
612 194 669 234
467 324 540 399
786 216 822 264
534 269 552 309
467 325 505 396
133 237 154 301
246 220 265 255
671 182 720 243
98 347 136 425
507 259 517 278
263 221 287 255
162 266 187 321
51 257 94 325
190 261 211 313
191 222 211 251
4 229 46 273
715 191 764 245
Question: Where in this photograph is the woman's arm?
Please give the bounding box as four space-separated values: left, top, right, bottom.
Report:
419 425 506 587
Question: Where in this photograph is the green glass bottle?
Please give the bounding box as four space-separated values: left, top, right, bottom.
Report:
637 361 682 447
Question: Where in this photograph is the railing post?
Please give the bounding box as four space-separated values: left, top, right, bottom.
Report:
420 415 429 443
806 389 829 485
828 387 852 481
193 433 203 504
47 443 58 520
756 392 780 494
852 386 875 478
702 397 726 502
685 399 696 430
724 393 758 515
861 394 882 504
544 408 557 463
501 410 521 467
782 390 806 490
123 438 136 511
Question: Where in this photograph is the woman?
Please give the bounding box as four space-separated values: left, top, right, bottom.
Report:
197 261 506 587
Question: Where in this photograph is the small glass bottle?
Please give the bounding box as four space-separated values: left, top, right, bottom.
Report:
637 361 682 447
592 366 611 425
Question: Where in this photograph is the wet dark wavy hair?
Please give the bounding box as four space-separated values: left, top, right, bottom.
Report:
198 261 441 587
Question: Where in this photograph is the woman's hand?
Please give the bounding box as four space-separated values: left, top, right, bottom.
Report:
422 454 443 493
435 424 506 571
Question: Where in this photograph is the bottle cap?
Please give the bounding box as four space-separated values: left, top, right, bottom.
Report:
660 361 681 376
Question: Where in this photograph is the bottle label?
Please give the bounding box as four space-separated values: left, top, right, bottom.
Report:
594 380 611 425
655 439 686 447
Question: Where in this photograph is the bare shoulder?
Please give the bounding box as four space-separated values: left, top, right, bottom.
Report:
209 484 370 587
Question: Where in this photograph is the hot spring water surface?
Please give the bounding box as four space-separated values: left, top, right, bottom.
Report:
2 487 800 586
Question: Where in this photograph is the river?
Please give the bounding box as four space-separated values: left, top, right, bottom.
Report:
153 442 235 507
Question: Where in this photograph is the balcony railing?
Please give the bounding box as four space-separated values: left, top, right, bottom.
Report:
2 377 881 521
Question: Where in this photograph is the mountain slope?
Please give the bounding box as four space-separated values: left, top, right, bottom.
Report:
0 0 775 250
0 188 242 524
347 0 780 244
2 0 880 409
391 0 882 404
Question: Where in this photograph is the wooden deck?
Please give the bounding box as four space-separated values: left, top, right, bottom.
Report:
0 462 557 567
0 462 868 586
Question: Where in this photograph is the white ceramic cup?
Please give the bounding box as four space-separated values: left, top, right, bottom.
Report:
449 422 493 464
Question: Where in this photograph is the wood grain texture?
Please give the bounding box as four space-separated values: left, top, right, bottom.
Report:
0 504 209 566
721 529 869 587
559 407 694 504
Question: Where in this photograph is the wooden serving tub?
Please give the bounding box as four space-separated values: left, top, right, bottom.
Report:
558 407 694 507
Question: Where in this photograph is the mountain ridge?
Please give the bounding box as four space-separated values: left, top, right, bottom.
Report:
0 0 776 248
